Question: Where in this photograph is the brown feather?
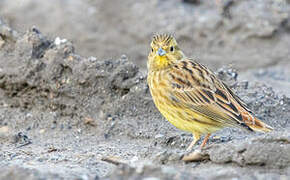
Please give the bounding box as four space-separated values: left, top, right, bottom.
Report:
167 59 273 132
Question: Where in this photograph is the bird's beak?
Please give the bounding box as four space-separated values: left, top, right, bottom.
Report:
157 48 166 56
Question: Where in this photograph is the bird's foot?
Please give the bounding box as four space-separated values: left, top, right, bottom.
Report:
181 149 209 162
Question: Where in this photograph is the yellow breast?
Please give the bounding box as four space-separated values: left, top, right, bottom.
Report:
147 72 223 135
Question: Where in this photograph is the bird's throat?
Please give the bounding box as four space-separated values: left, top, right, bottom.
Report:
155 56 170 70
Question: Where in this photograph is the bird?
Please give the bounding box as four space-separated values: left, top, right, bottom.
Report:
147 34 273 151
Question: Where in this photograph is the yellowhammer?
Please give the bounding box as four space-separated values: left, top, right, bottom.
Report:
147 34 273 151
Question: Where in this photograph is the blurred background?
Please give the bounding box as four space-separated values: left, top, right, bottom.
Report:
0 0 290 93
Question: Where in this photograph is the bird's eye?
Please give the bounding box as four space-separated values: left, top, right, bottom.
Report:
151 48 154 52
170 46 174 52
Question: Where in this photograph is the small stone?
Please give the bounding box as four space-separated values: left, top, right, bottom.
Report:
54 37 67 45
143 177 160 180
154 134 164 139
89 56 97 62
121 54 128 61
0 126 9 137
0 126 9 134
212 136 221 140
39 129 46 134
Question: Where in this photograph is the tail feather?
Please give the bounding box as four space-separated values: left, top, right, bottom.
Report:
247 117 273 133
239 110 273 132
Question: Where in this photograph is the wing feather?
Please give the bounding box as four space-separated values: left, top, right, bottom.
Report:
167 59 252 131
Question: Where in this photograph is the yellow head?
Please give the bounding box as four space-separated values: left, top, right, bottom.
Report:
148 34 185 71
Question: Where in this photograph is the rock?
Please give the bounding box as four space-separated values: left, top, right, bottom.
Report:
205 131 290 168
0 126 9 134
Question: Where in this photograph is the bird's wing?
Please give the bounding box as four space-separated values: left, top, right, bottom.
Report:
167 59 253 131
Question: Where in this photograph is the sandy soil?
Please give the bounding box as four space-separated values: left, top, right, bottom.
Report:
0 0 290 179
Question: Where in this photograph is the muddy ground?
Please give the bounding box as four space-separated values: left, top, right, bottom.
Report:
0 0 290 180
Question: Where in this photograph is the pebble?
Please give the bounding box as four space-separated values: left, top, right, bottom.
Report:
154 134 164 139
142 177 160 180
121 54 128 61
89 56 97 62
39 129 46 134
0 126 9 134
54 37 67 45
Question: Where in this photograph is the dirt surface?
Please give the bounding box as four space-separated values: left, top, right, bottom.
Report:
0 0 290 180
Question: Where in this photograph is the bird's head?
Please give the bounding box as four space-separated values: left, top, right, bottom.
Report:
148 34 185 71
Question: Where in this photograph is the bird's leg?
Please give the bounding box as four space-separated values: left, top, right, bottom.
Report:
200 133 211 149
186 134 200 152
182 134 211 162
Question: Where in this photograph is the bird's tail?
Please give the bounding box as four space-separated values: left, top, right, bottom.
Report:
230 93 274 133
245 116 273 132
